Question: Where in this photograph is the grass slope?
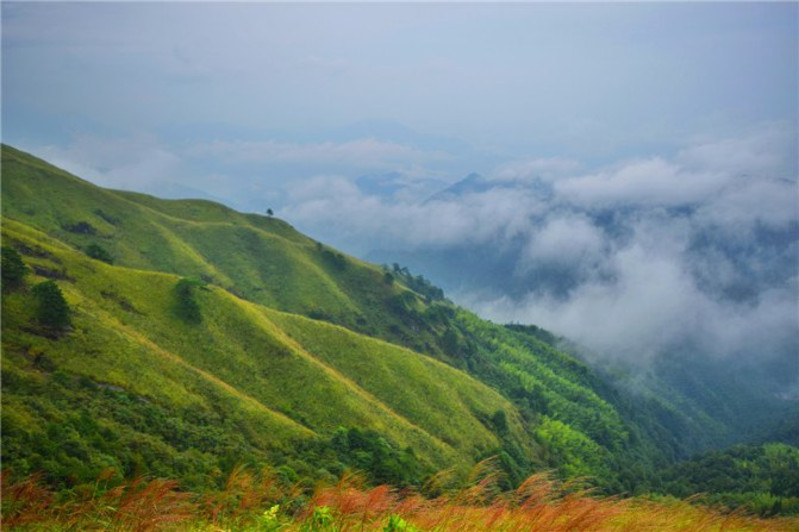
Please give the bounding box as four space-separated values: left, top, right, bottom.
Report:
1 145 448 357
1 214 528 489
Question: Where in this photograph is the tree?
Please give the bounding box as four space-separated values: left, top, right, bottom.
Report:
266 208 274 217
1 246 28 291
85 243 113 264
491 409 509 435
174 278 202 323
32 280 71 331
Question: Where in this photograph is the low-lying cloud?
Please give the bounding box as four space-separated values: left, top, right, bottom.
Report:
283 125 798 375
25 134 184 191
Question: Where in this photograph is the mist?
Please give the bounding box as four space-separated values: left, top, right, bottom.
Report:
283 125 799 385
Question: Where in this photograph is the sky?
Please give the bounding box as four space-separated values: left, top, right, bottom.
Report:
3 2 798 377
3 2 796 204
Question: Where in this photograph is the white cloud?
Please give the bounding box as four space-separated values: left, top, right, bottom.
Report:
524 244 699 360
284 178 545 253
21 134 183 190
554 157 729 208
696 176 798 229
678 123 797 177
519 214 605 272
283 129 797 370
473 243 797 367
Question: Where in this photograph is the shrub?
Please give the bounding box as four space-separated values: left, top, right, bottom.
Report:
32 280 71 331
62 221 96 235
85 243 113 264
2 246 29 291
174 278 202 324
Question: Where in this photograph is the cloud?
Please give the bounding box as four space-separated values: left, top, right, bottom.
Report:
518 213 606 272
677 123 797 177
284 176 546 253
554 157 729 208
493 157 583 182
16 131 457 216
546 122 797 212
20 134 183 190
475 246 798 368
476 244 702 360
284 128 798 373
695 176 797 229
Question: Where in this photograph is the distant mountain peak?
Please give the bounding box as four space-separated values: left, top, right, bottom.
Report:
426 171 554 203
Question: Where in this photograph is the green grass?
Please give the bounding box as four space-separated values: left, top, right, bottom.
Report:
268 310 530 459
0 145 434 349
1 212 534 486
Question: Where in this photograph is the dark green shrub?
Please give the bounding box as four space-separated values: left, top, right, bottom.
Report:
2 246 28 291
62 221 96 235
329 427 424 487
85 243 113 264
174 278 202 323
93 208 120 225
32 280 71 331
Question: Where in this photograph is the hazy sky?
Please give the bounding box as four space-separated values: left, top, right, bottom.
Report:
3 2 797 204
3 2 798 372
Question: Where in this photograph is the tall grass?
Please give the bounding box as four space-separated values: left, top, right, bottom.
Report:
1 470 196 531
3 462 797 531
306 463 797 532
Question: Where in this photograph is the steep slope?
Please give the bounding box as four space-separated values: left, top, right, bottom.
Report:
7 144 793 499
1 216 532 489
1 145 449 359
0 145 685 493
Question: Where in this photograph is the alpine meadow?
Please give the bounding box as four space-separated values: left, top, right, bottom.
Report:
2 2 798 530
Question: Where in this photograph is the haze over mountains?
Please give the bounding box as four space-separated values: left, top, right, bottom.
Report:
13 122 798 398
282 124 797 399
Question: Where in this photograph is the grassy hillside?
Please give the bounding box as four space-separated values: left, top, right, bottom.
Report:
3 144 796 513
1 145 452 359
1 213 535 490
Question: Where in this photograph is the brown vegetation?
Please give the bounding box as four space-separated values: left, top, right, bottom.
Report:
2 461 797 531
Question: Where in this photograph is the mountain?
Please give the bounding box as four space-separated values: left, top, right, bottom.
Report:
426 172 493 201
425 172 554 203
2 145 534 489
368 170 799 445
1 145 796 503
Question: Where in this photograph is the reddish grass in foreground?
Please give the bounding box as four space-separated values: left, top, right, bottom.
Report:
307 469 797 532
2 463 797 531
